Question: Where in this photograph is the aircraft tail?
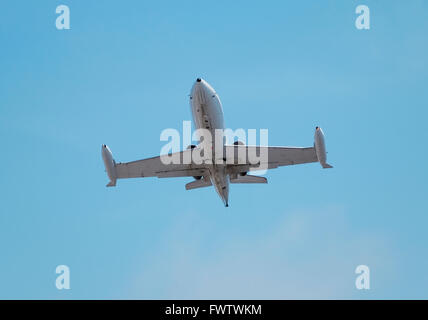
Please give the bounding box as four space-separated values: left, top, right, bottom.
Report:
230 174 267 184
185 178 212 190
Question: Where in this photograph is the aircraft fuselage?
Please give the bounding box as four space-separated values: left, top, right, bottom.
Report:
190 78 229 206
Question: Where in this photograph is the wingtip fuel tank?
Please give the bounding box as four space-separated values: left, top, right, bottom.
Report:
101 144 117 187
314 127 333 169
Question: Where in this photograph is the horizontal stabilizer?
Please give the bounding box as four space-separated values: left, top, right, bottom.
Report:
185 178 212 190
230 174 267 184
322 163 333 169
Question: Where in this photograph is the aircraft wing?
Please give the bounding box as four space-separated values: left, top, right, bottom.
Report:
114 146 317 178
102 126 331 187
102 146 208 186
224 145 318 175
115 150 208 179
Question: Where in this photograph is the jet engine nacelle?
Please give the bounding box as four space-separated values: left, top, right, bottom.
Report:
102 144 117 186
314 127 333 169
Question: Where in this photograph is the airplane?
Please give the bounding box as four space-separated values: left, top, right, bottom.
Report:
102 78 332 207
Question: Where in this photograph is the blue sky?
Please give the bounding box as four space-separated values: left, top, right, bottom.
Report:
0 0 427 299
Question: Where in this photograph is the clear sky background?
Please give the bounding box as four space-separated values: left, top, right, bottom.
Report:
1 0 427 299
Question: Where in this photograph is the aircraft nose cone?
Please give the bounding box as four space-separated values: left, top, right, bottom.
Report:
196 78 202 82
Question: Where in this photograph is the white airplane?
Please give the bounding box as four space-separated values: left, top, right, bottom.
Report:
102 78 332 207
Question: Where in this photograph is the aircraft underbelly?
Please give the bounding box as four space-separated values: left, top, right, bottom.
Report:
190 80 228 205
